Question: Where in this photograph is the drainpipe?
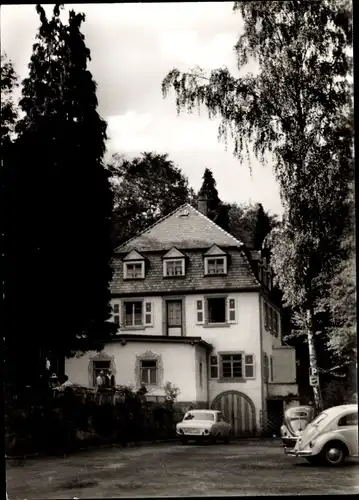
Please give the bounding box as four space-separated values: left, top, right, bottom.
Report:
258 293 265 436
206 348 210 408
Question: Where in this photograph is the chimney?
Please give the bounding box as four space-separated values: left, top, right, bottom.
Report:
197 196 208 217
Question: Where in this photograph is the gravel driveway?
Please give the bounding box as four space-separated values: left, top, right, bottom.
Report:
6 439 359 498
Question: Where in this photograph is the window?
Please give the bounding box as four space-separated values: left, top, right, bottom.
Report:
124 301 143 327
197 297 237 325
205 257 227 275
113 303 120 327
244 355 255 378
199 361 203 388
93 360 110 386
221 354 242 379
164 259 185 277
210 355 218 378
338 413 358 427
184 412 215 421
269 308 273 331
140 359 157 385
124 261 144 279
207 297 226 323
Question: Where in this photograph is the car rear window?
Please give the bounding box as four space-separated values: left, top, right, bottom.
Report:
184 412 215 421
338 413 358 427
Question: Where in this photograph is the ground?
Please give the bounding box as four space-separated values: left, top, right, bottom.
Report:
7 439 359 499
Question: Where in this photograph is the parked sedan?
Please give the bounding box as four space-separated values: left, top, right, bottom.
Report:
176 409 232 444
286 404 358 466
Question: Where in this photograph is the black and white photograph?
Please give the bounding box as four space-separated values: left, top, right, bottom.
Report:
1 1 357 498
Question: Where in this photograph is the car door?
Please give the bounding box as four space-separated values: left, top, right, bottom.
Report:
336 412 358 456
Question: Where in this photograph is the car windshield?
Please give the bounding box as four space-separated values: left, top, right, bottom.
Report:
184 412 215 421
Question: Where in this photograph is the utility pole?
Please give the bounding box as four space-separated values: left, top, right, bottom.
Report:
306 309 323 412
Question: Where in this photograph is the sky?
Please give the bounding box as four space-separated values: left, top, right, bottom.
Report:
1 2 283 216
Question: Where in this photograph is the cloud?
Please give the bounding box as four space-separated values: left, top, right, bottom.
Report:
158 30 238 69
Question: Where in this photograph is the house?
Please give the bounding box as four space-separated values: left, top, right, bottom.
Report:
65 199 299 436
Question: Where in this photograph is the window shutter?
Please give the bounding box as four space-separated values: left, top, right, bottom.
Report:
196 299 204 324
227 297 237 323
112 302 121 327
144 301 153 326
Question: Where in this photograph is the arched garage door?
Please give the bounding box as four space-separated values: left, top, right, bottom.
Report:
211 391 256 437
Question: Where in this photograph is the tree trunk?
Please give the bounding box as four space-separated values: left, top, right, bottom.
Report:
306 309 323 412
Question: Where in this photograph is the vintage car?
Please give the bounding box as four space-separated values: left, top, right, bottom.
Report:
286 404 358 466
281 405 315 451
176 409 232 444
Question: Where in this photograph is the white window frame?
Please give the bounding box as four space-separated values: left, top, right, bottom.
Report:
121 299 153 328
227 297 237 323
163 258 185 277
216 352 255 380
209 355 219 379
204 256 227 275
196 296 237 326
140 359 158 385
123 260 145 279
123 300 143 327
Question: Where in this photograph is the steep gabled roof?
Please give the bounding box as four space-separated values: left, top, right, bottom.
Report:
115 204 243 253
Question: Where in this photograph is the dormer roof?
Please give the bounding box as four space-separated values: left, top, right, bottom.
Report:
204 245 227 257
122 249 145 262
162 247 185 259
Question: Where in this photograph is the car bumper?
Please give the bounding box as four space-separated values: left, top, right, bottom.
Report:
286 448 313 457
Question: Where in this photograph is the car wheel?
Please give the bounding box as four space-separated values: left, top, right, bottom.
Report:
320 441 347 466
180 438 188 445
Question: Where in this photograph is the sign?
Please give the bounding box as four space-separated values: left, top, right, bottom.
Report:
309 375 319 387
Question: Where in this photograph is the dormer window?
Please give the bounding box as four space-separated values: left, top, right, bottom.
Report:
124 261 145 279
204 245 227 276
162 247 186 278
164 259 185 276
123 249 145 280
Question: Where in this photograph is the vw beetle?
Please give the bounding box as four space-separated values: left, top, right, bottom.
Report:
281 405 315 452
286 404 358 466
176 409 232 444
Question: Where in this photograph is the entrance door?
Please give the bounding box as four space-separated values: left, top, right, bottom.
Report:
167 300 182 336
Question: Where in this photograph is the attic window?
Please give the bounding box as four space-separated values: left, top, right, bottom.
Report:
163 259 185 277
179 210 189 217
204 256 227 275
124 260 145 279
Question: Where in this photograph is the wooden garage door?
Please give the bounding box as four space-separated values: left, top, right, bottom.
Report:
211 391 256 437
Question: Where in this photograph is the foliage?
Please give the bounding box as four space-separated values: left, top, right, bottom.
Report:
162 1 353 405
228 202 278 248
163 381 180 401
198 167 221 212
3 4 115 389
109 151 195 246
0 53 19 149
